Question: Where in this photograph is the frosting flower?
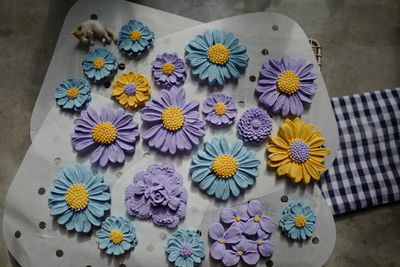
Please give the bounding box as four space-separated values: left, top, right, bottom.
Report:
111 72 151 109
267 117 330 183
118 20 155 56
166 230 205 267
237 107 273 143
151 53 187 89
48 164 110 233
190 137 260 200
55 78 91 111
244 200 275 235
96 216 137 255
223 239 259 266
185 29 249 86
203 93 237 126
279 201 317 240
220 205 249 231
250 230 274 257
82 48 118 84
71 107 140 167
125 163 187 228
141 86 206 154
208 223 241 260
255 55 317 116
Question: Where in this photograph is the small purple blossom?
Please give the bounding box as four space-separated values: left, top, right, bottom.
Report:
237 107 273 143
220 205 249 231
208 223 241 260
151 53 187 89
244 200 275 235
203 93 237 126
222 239 259 266
251 230 275 257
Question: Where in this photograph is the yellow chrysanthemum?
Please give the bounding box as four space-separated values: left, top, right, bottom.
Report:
267 117 330 184
111 72 151 109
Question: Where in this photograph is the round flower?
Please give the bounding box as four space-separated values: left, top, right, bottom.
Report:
118 20 155 56
111 72 151 109
71 107 140 167
55 78 91 111
267 117 330 183
48 164 110 233
255 55 317 116
237 107 273 143
151 53 187 89
190 136 260 200
208 223 241 260
203 93 237 126
222 239 259 266
279 201 317 240
243 200 275 236
82 48 118 84
96 216 137 255
141 86 206 154
166 229 205 267
185 29 249 86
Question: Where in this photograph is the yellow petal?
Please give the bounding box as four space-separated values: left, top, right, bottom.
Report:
111 88 123 97
128 95 138 107
278 123 292 141
308 158 327 172
269 152 289 162
302 165 311 184
304 161 321 180
269 136 289 149
289 162 302 182
310 147 330 157
293 117 303 139
267 145 286 154
268 157 290 168
277 162 291 176
117 75 129 84
301 124 314 142
118 94 128 105
308 136 325 148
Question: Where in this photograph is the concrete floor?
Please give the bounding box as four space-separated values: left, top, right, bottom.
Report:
0 0 399 266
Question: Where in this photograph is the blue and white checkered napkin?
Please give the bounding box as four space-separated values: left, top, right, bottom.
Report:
319 88 400 215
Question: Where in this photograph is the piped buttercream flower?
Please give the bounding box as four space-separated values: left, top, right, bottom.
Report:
208 223 241 261
82 48 118 84
237 107 273 143
118 20 155 56
244 200 275 235
220 205 249 231
203 93 237 126
151 53 187 89
222 239 259 266
55 78 91 111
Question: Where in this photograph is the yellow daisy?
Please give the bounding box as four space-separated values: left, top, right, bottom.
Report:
267 117 330 184
111 72 151 109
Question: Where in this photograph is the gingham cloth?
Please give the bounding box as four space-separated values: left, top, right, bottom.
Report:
319 88 400 215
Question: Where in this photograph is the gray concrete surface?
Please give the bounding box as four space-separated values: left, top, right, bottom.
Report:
0 0 399 266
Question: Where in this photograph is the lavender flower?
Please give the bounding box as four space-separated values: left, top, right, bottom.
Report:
203 93 237 126
151 53 186 89
237 107 273 143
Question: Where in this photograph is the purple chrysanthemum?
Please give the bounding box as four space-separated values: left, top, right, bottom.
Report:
203 93 237 126
255 55 317 116
141 86 206 154
71 107 139 167
151 53 187 89
237 107 272 143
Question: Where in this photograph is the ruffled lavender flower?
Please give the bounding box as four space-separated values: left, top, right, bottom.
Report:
208 223 241 261
151 53 187 89
244 200 275 235
222 239 259 266
125 162 187 228
203 93 237 126
237 107 273 143
220 205 249 231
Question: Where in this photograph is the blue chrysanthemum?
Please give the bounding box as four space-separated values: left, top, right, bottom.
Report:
190 136 260 200
48 164 111 233
96 216 138 256
82 48 118 84
166 229 205 267
55 78 91 111
185 29 249 86
279 201 317 240
118 20 155 56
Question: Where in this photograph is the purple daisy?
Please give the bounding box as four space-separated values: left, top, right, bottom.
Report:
244 200 275 235
71 107 139 167
237 107 273 143
220 205 249 231
255 55 317 116
222 239 259 266
208 223 241 260
141 86 206 154
151 53 187 89
203 93 237 126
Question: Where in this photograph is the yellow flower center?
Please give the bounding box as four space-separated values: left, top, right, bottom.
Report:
214 102 227 115
235 215 241 222
277 71 300 95
295 215 307 227
257 240 263 245
92 122 117 144
212 155 238 178
236 251 243 256
161 106 185 131
161 63 175 75
254 215 260 222
93 58 105 69
65 184 89 211
208 43 230 65
109 230 124 244
130 30 142 41
67 87 79 99
219 239 225 244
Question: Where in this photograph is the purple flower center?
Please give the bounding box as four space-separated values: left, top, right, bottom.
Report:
180 244 193 257
289 140 310 163
124 83 137 95
251 119 261 129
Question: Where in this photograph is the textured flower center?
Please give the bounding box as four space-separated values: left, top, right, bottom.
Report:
289 140 310 163
130 30 142 41
212 155 238 178
295 215 307 227
92 122 117 144
161 62 175 75
219 239 225 244
180 244 193 257
251 119 261 129
67 87 79 99
214 102 227 115
65 184 89 211
236 251 243 256
235 215 241 222
93 58 105 69
208 43 230 65
161 106 185 131
277 71 300 95
254 215 260 222
257 240 263 245
124 83 137 95
109 230 124 244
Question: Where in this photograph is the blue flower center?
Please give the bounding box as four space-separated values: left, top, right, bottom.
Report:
251 119 261 129
124 83 137 95
180 244 192 257
289 140 310 163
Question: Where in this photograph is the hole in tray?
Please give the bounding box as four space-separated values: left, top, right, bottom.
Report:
262 48 269 55
38 187 46 195
39 221 46 229
14 231 21 238
56 249 63 257
272 25 279 31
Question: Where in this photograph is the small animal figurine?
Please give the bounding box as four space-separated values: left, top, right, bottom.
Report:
71 20 116 45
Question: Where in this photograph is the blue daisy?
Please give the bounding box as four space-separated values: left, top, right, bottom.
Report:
96 216 138 256
48 164 111 233
279 201 317 240
185 29 249 86
82 48 118 84
118 20 155 56
55 78 91 111
166 229 205 267
190 136 260 200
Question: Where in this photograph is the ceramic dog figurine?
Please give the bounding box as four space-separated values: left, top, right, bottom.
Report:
71 20 116 45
